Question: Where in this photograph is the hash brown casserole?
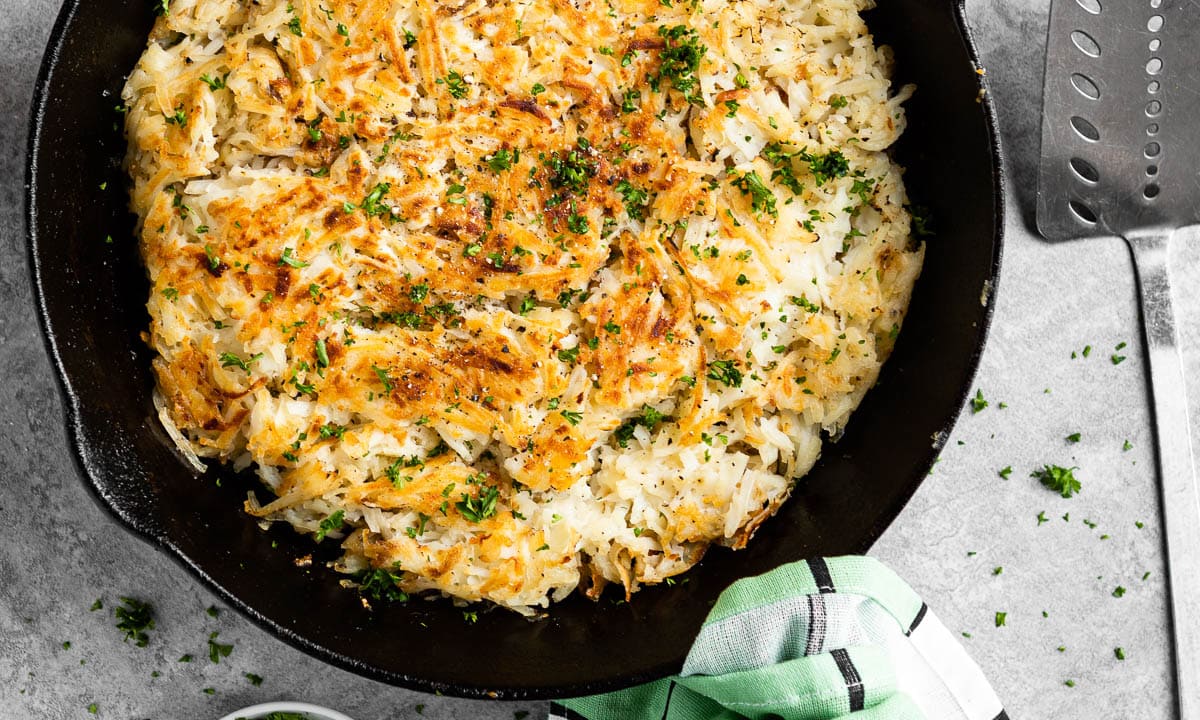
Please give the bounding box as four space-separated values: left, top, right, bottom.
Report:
124 0 923 612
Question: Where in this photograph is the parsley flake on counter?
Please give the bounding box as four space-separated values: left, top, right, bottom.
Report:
87 703 98 715
1123 439 1133 452
969 389 988 413
207 631 233 663
992 567 1003 576
1115 647 1126 660
1064 680 1076 688
1066 432 1081 443
90 598 103 612
1113 586 1126 598
1037 511 1049 526
1032 464 1081 498
114 597 155 647
998 466 1012 480
245 672 264 686
1111 353 1127 365
994 611 1006 627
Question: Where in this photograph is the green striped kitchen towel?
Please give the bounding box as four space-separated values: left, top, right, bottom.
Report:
551 557 1006 720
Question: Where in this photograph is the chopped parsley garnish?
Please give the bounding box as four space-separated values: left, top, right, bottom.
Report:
456 485 501 522
218 351 263 372
613 404 668 448
805 149 850 186
602 320 621 334
791 295 820 312
439 70 469 99
279 246 309 268
531 82 546 95
207 631 233 663
560 409 583 426
567 212 590 234
652 25 707 105
706 359 743 388
760 145 801 198
361 182 392 217
372 365 394 393
314 510 344 541
724 99 740 118
621 88 641 114
730 170 777 217
154 0 169 16
970 389 988 413
161 287 179 301
829 94 849 109
286 4 303 36
546 145 597 195
487 148 517 173
315 338 330 368
357 567 409 603
615 180 650 220
200 73 226 91
114 597 155 647
164 106 187 127
1032 464 1081 498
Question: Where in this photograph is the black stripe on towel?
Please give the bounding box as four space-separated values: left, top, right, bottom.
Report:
805 593 826 656
906 602 928 636
660 680 678 720
548 702 590 720
831 647 865 712
807 557 836 593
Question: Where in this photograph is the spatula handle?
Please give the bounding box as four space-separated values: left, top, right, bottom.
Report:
1128 230 1200 720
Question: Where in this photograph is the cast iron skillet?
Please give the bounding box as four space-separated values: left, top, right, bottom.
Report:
26 0 1003 700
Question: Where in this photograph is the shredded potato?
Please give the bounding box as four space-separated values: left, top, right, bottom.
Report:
124 0 923 612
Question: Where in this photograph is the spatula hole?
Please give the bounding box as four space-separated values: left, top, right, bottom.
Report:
1148 80 1161 94
1074 0 1101 13
1070 73 1101 100
1144 184 1160 200
1145 141 1161 158
1146 57 1163 75
1070 200 1099 224
1070 157 1100 184
1071 30 1102 57
1149 38 1161 51
1147 165 1159 177
1148 14 1164 32
1146 100 1162 116
1071 116 1101 142
1146 123 1159 136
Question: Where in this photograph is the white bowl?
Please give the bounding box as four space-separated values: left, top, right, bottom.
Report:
218 701 356 720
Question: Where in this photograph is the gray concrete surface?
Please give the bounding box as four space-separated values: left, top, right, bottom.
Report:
2 0 1197 717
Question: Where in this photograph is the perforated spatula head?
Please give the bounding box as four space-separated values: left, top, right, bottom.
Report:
1037 0 1200 240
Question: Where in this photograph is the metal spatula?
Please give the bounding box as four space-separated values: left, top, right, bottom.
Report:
1037 0 1200 715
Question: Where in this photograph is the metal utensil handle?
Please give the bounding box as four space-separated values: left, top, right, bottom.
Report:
1128 230 1200 720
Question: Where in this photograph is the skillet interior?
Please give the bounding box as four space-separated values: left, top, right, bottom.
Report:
26 0 1002 699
